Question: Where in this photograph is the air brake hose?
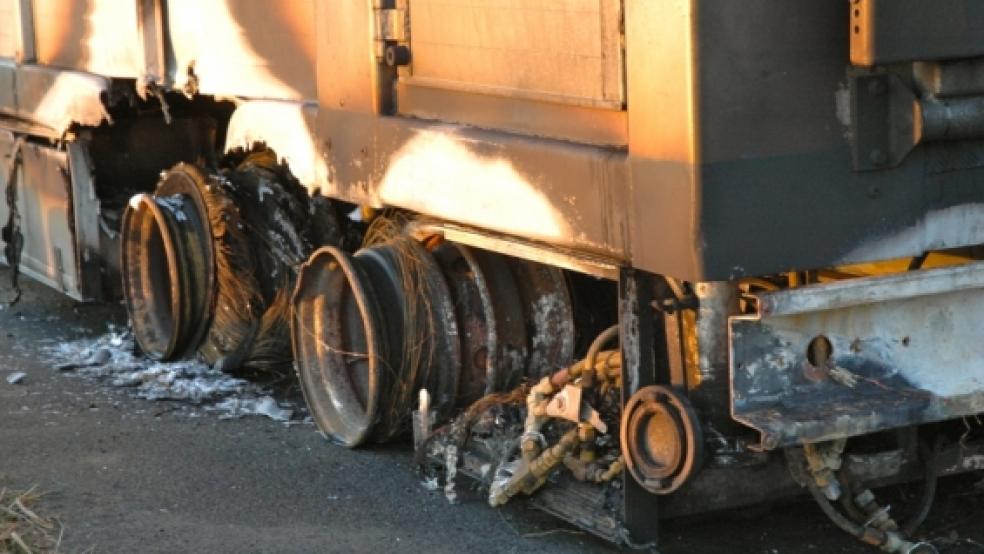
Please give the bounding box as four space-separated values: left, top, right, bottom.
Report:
902 442 940 536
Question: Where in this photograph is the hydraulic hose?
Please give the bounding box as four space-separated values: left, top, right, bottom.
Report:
806 463 939 554
583 325 619 387
835 441 939 537
807 481 872 543
902 442 940 536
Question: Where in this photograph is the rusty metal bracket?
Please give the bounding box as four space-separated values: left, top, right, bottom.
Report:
543 384 607 433
850 72 984 171
731 260 984 450
618 268 660 548
850 73 918 171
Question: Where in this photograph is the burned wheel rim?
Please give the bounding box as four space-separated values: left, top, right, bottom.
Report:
292 238 462 446
431 242 495 406
121 166 215 360
154 166 218 357
465 248 528 392
509 259 575 380
292 246 384 447
350 241 461 440
392 239 461 424
121 195 182 359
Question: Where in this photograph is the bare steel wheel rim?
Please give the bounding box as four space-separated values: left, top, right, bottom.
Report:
120 166 216 361
291 246 384 447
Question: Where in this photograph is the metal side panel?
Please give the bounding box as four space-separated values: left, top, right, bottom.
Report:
0 64 110 136
165 0 317 100
406 0 625 109
0 0 34 63
851 0 984 66
0 59 14 113
0 129 14 269
32 0 143 77
224 100 323 191
395 80 629 147
314 107 632 264
730 261 984 450
0 0 18 59
372 116 631 260
0 142 84 300
67 141 101 300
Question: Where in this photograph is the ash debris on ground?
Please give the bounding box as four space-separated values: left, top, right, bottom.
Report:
42 325 300 423
6 371 26 384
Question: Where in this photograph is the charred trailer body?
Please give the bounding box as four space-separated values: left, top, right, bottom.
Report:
2 1 984 551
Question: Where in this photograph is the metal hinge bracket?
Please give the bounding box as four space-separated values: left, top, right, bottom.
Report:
373 3 410 65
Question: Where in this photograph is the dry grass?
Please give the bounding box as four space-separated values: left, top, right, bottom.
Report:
0 486 61 554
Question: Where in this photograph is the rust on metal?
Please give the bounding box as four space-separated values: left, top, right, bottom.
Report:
731 260 984 450
621 385 703 495
293 230 575 447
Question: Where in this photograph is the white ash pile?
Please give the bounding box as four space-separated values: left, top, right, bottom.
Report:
45 325 298 423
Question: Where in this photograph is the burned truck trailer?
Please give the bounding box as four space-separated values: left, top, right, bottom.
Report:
3 1 984 551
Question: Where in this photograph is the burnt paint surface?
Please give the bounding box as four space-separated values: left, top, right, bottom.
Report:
732 321 933 448
13 0 984 281
310 0 984 280
731 277 984 448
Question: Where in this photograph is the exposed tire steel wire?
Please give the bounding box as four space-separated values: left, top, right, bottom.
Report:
121 144 346 375
292 215 575 447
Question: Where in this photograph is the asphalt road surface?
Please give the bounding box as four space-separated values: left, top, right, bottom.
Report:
1 267 982 553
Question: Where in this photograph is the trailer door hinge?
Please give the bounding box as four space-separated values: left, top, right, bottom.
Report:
375 7 407 41
374 6 410 66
